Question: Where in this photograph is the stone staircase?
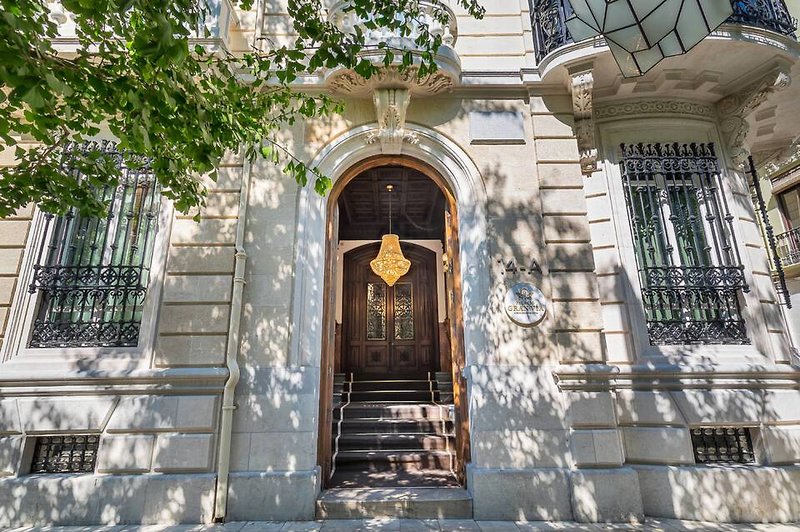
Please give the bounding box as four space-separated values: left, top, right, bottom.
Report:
319 372 471 519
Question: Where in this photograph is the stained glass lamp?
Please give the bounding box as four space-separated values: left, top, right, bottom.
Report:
370 184 411 286
565 0 733 76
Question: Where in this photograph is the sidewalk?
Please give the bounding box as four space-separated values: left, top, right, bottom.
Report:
7 519 800 532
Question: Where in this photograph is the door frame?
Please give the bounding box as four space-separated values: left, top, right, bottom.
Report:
316 155 470 486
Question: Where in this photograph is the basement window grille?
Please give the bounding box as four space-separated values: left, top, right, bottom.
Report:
620 142 749 345
28 140 162 348
691 427 755 464
30 435 99 474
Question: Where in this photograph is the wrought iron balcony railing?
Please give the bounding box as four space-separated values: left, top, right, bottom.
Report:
532 0 798 62
775 227 800 268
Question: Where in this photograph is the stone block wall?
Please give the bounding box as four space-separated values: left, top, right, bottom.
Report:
0 394 219 526
0 145 33 355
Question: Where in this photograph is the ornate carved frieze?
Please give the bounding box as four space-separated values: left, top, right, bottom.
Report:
367 88 419 154
716 68 791 167
569 66 596 176
595 100 716 120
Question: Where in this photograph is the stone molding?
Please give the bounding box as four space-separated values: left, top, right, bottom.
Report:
553 363 800 391
568 65 597 176
366 88 419 154
717 67 791 167
594 99 716 120
0 366 228 395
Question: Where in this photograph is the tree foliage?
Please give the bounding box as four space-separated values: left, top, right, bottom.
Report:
0 0 483 217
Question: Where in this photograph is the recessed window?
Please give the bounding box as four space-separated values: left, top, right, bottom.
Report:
28 140 162 348
620 142 749 345
691 427 755 464
30 435 99 474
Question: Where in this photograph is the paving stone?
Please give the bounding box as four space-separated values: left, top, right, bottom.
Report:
239 523 286 532
400 520 441 531
362 519 401 530
476 521 520 531
438 520 481 532
280 523 323 532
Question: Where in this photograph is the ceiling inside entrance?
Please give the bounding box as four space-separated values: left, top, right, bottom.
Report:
337 166 446 241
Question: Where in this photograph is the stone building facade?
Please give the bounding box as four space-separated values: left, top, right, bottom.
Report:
1 0 800 526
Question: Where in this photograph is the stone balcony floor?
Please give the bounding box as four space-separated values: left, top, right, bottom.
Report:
7 520 800 531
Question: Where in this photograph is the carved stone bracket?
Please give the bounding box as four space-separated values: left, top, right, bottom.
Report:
367 88 419 154
716 67 791 167
569 65 597 176
328 66 456 97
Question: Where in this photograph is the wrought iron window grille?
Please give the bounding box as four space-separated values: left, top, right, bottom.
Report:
30 435 100 474
620 142 749 345
690 427 756 464
531 0 797 62
27 140 162 348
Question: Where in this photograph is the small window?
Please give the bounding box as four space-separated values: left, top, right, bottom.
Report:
27 140 162 348
691 427 755 464
620 142 749 345
30 435 99 474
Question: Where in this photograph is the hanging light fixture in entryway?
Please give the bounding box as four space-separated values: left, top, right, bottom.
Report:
370 184 411 286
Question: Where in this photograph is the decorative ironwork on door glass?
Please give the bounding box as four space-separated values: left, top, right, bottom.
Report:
366 282 387 340
28 140 161 348
620 142 749 345
394 283 414 340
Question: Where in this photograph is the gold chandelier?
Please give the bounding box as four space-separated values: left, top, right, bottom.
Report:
370 184 411 286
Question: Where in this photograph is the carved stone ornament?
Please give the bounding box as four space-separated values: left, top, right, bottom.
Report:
367 88 419 154
716 68 791 167
328 66 455 97
595 99 715 120
569 66 597 176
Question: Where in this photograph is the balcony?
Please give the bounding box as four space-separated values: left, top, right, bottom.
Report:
776 227 800 269
325 0 460 96
532 0 798 63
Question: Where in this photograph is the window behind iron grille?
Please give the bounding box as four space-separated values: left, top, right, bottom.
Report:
28 141 161 348
619 143 749 345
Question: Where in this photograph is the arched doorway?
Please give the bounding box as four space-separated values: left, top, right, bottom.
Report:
316 157 470 489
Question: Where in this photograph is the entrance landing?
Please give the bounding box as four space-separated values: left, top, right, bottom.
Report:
316 487 473 519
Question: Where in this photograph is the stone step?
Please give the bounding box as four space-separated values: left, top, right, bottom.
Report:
335 433 455 451
335 418 454 434
346 372 433 382
334 449 455 469
316 487 472 519
334 403 450 421
343 390 440 402
345 380 435 392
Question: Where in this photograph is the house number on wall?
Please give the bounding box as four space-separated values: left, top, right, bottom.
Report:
504 282 547 327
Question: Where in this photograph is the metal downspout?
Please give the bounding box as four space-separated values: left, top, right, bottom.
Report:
213 152 253 521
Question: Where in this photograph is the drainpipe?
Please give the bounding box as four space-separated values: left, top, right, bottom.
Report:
213 152 253 522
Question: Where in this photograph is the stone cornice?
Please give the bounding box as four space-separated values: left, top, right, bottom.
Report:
553 363 800 391
0 367 228 396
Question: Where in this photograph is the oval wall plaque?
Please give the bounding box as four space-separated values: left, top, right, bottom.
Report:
504 283 547 327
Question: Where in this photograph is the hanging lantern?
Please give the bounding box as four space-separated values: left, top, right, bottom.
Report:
565 0 733 77
370 184 411 286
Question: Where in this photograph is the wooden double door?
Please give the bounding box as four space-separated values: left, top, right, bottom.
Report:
342 242 438 374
